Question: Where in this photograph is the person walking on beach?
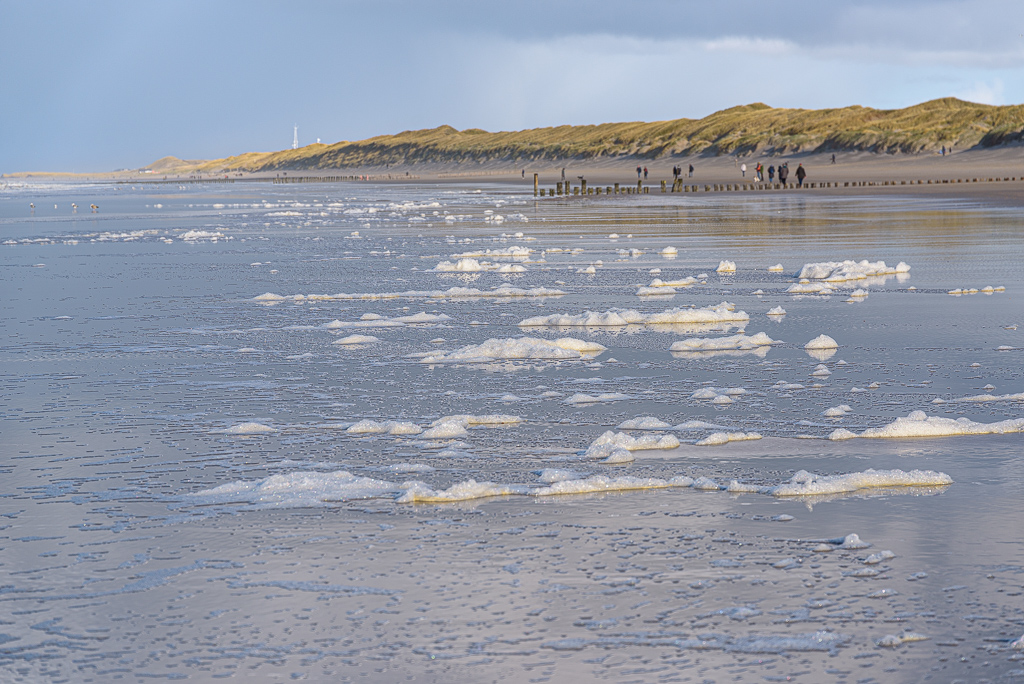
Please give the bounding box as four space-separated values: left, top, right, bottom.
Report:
643 167 648 180
795 163 806 187
740 163 747 178
636 166 642 180
561 168 566 182
768 165 775 183
688 164 694 178
779 164 789 185
831 154 836 164
755 162 763 182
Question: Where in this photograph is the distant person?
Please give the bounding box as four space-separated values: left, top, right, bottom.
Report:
561 168 566 181
688 164 694 177
636 166 642 179
672 165 679 180
795 163 806 187
830 154 836 164
643 167 648 180
741 163 747 178
521 169 525 178
941 145 946 156
768 165 775 182
779 164 789 185
755 162 763 182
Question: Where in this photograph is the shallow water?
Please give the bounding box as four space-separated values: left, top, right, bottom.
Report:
1 181 1022 682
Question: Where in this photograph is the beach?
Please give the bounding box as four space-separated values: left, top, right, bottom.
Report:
1 172 1022 682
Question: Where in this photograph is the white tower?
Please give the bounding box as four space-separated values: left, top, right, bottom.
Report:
292 125 298 150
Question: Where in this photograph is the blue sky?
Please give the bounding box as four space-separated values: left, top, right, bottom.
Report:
2 0 1023 172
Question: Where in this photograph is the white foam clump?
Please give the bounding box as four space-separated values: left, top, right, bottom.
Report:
180 230 227 241
618 417 672 430
786 281 836 295
822 404 853 417
396 474 696 503
648 276 697 288
811 364 832 377
805 334 839 349
716 260 736 273
563 392 631 405
660 246 678 256
864 550 896 565
536 468 589 484
637 286 676 296
829 410 1024 440
932 391 1024 405
326 312 451 328
695 431 762 446
333 334 380 345
189 471 398 507
216 422 278 435
797 260 910 281
420 421 469 439
768 264 785 272
671 332 777 352
583 431 681 459
519 302 747 327
451 245 531 259
347 419 423 436
431 258 487 272
420 337 605 363
767 306 786 316
766 468 952 496
431 258 527 273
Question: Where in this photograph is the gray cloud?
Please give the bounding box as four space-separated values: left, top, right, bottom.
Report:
1 0 1022 171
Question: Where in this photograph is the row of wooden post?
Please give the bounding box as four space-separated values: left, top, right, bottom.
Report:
533 175 1022 196
534 177 651 197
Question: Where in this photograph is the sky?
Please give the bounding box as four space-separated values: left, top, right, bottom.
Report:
2 0 1024 172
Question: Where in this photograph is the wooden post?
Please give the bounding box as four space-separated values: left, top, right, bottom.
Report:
556 181 563 195
581 179 587 194
614 183 620 194
637 180 642 193
661 180 667 192
533 173 538 196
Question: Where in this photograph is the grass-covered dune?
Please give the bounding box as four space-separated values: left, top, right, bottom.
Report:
151 98 1024 174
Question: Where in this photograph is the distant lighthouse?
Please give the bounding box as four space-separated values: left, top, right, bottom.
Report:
292 125 298 150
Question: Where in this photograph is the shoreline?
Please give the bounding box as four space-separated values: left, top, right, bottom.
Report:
5 148 1022 204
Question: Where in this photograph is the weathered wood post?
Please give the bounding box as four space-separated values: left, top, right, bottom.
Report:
581 179 587 194
533 173 538 196
661 180 666 192
614 183 620 194
637 180 642 193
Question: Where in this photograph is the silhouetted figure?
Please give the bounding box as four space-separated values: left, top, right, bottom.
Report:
768 165 775 182
779 164 789 184
643 167 648 180
830 154 836 164
688 164 694 177
636 166 642 179
795 164 806 187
